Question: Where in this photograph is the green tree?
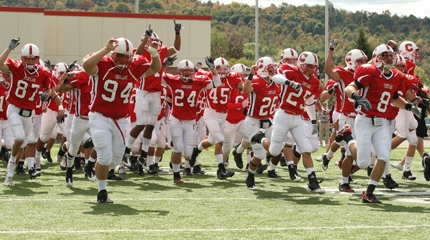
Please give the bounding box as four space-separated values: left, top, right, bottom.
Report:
115 2 131 12
351 28 373 59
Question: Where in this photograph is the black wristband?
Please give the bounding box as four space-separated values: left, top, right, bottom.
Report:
329 47 334 50
311 120 317 124
176 31 180 35
247 74 254 81
328 88 334 95
405 103 412 111
63 78 69 84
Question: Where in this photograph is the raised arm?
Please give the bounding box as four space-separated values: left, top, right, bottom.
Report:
82 37 116 76
0 38 20 73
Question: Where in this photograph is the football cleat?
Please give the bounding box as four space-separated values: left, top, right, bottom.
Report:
287 164 302 182
402 171 416 180
84 162 96 182
66 167 73 187
189 146 201 167
183 168 193 176
16 161 26 175
390 163 403 171
256 163 268 174
74 157 83 171
148 164 158 174
97 190 113 203
306 172 325 194
423 153 430 181
232 144 244 169
122 153 132 168
362 191 382 204
267 169 281 178
246 173 257 190
250 131 265 144
192 165 206 175
382 174 399 189
174 172 184 183
28 168 41 180
322 154 330 171
107 169 122 180
118 165 127 174
280 156 288 167
83 137 94 148
339 183 354 193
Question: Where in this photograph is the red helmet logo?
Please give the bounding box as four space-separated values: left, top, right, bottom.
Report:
299 53 308 62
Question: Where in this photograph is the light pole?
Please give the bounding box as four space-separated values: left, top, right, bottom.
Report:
135 0 139 13
324 0 329 83
255 0 259 61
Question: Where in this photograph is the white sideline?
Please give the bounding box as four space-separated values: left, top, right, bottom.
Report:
1 224 430 234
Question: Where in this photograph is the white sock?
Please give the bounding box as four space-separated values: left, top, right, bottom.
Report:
306 167 315 175
97 180 107 192
126 136 136 149
404 156 413 172
142 138 151 152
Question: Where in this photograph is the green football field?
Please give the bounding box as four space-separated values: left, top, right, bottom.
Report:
0 145 429 239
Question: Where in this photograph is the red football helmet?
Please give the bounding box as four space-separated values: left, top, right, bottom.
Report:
111 38 134 70
394 54 406 72
177 60 195 82
0 71 11 83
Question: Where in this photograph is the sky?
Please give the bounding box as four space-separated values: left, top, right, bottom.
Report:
209 0 429 19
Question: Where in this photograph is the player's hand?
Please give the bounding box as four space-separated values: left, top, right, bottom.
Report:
328 84 338 95
352 92 371 111
106 37 117 51
242 99 249 108
44 59 52 70
330 39 338 49
9 38 20 50
406 103 421 118
289 81 301 91
66 60 77 72
174 19 181 32
40 93 51 102
145 24 153 37
164 55 177 67
205 56 215 70
311 123 318 135
56 113 66 124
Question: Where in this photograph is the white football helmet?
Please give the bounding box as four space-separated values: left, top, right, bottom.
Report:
399 41 420 62
297 51 318 77
280 48 298 64
21 43 40 70
111 38 133 69
345 49 368 71
214 57 230 78
372 44 394 69
53 62 67 79
395 54 406 72
230 63 247 78
256 56 277 78
177 60 195 82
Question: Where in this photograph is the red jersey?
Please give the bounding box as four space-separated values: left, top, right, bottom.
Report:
196 90 206 121
5 59 53 109
128 88 137 123
163 73 212 120
90 55 150 119
278 64 322 115
354 64 404 118
68 71 92 116
402 73 420 96
206 72 242 113
405 59 415 76
334 67 356 115
0 83 9 119
47 76 60 112
325 79 342 112
226 84 248 124
247 75 280 119
139 45 167 92
34 90 44 115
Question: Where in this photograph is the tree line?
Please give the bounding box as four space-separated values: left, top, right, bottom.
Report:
2 0 429 84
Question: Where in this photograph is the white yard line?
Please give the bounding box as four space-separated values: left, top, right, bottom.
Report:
1 224 430 234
